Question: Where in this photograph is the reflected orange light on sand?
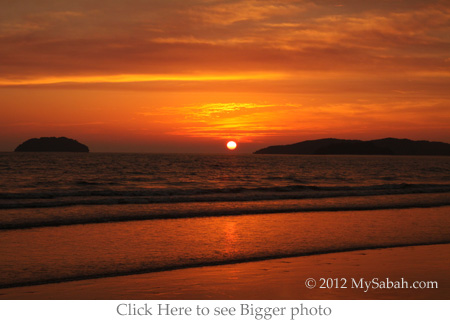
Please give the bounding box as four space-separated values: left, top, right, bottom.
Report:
223 221 239 257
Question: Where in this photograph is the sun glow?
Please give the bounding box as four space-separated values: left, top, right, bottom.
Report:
226 141 237 150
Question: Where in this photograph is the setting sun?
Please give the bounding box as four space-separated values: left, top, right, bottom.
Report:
226 141 237 150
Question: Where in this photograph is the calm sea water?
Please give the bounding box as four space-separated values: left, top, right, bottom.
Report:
1 153 449 209
0 153 449 288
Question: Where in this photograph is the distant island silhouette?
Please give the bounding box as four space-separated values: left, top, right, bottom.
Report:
15 137 89 152
254 138 450 156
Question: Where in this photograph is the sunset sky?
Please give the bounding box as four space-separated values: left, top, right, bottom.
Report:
1 0 449 152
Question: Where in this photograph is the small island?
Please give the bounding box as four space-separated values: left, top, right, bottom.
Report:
254 138 450 156
14 137 89 152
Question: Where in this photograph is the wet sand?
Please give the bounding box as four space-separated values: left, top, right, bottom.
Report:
0 244 448 300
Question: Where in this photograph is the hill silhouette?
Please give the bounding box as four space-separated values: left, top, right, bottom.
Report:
254 138 450 156
15 137 89 152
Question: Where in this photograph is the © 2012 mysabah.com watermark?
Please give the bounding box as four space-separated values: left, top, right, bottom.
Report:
305 277 438 292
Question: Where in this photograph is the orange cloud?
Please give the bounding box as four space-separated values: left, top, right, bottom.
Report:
1 0 449 151
187 0 314 25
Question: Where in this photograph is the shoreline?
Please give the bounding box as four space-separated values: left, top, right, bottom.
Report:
1 244 448 300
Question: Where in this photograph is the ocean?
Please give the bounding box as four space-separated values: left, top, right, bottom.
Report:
0 152 449 289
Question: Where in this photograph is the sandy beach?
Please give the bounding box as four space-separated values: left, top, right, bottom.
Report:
1 243 448 300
